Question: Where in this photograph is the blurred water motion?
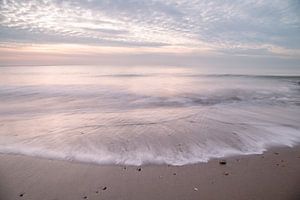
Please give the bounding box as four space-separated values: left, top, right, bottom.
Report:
0 65 299 165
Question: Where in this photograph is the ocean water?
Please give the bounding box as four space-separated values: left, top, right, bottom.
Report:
0 65 300 165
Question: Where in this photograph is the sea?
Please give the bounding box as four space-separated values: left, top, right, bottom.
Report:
0 65 299 165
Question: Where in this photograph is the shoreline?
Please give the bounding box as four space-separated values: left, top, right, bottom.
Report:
1 146 300 200
0 144 299 167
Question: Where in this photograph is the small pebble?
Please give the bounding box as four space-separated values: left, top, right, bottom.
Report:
223 172 229 176
83 196 88 199
274 152 279 155
194 187 198 191
173 173 176 175
19 193 25 197
102 186 107 191
219 160 227 165
137 167 142 171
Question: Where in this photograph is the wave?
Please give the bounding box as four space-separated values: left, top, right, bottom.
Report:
88 73 300 81
0 105 299 166
0 66 300 166
184 74 300 78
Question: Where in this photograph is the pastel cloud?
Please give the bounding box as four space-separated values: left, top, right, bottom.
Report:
0 0 300 66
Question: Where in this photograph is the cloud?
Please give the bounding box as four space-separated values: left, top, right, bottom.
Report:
0 0 300 59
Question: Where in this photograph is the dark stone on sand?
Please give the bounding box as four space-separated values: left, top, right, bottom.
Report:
83 196 88 199
19 193 24 197
274 152 279 155
173 173 176 175
95 191 99 194
102 186 107 190
219 160 227 165
137 167 142 171
223 172 229 176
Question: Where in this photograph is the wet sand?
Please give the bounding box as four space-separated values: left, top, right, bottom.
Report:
0 146 300 200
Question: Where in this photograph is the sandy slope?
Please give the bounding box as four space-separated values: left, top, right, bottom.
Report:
0 146 300 200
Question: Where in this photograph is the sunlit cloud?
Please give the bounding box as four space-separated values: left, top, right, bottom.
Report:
0 0 300 65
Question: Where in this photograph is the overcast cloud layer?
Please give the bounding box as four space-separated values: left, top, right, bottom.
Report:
0 0 300 66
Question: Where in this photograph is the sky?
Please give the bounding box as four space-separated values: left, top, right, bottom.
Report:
0 0 300 67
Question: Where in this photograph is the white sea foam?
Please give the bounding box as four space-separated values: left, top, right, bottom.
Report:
0 66 300 165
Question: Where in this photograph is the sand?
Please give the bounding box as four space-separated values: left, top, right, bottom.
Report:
0 146 300 200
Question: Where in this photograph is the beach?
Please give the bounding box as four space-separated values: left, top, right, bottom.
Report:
1 0 300 199
1 146 300 200
0 66 300 199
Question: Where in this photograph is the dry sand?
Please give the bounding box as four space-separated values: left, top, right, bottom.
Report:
0 146 300 200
